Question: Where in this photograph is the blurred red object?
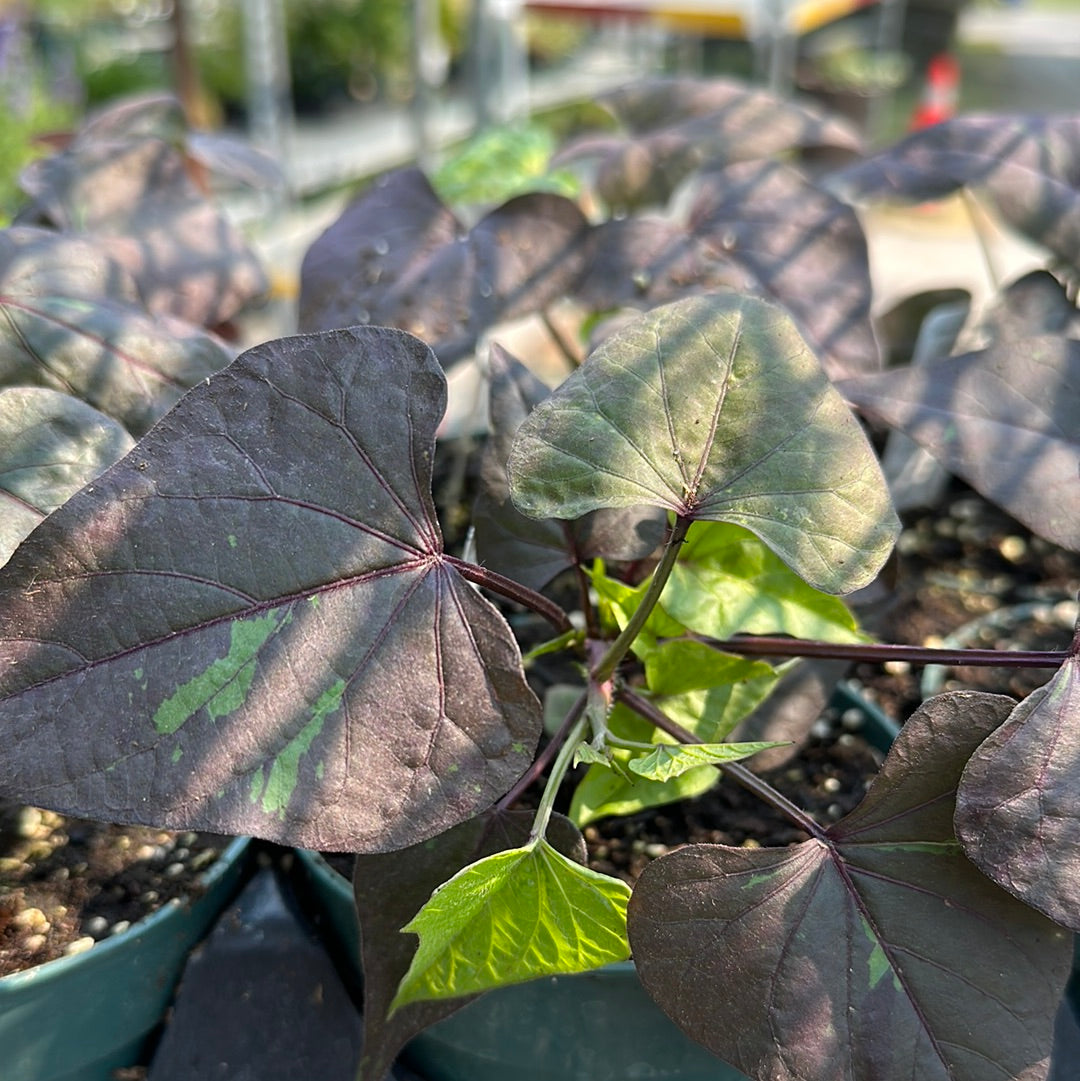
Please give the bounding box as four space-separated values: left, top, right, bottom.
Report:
909 52 961 129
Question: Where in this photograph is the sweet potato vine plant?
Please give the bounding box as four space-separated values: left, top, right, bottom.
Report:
2 85 1080 1081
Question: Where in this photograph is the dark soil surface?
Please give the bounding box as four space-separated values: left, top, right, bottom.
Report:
0 807 226 977
852 487 1080 723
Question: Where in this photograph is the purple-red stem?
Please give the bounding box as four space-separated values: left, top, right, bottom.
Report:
447 555 572 633
708 635 1068 669
495 689 588 813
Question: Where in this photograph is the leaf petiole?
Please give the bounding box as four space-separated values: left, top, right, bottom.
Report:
529 712 589 843
590 515 691 683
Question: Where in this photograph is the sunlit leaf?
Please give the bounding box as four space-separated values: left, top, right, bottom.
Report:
577 160 880 378
473 343 663 591
662 521 867 641
956 649 1080 931
20 135 268 326
826 114 1080 270
391 837 631 1010
0 387 133 564
556 77 860 210
0 292 234 435
841 336 1080 550
0 226 141 306
298 168 591 366
569 704 720 826
353 810 584 1081
629 692 1072 1081
510 294 898 593
0 327 540 851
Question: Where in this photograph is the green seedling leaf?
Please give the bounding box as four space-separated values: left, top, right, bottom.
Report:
473 343 664 591
573 742 613 768
509 293 898 594
0 327 540 851
392 836 631 1011
570 703 720 825
353 809 585 1081
840 336 1080 551
643 640 782 742
643 637 773 695
629 692 1072 1081
0 387 133 565
590 562 686 656
298 168 591 366
956 650 1080 931
627 740 783 781
432 123 579 207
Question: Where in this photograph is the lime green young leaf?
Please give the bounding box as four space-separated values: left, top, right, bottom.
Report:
628 741 785 782
589 562 685 658
509 294 898 594
573 741 614 768
569 704 720 826
644 638 773 696
391 838 631 1010
643 639 782 741
664 521 867 641
571 753 719 826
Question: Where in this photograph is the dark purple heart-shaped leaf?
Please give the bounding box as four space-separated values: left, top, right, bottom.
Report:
826 114 1080 269
298 168 591 366
509 294 898 593
354 809 585 1081
956 642 1080 932
20 136 268 326
979 270 1078 344
0 386 133 564
840 336 1080 550
557 77 861 211
71 91 186 146
0 292 234 435
184 131 286 192
473 343 664 590
578 160 879 378
628 691 1072 1081
0 327 540 851
0 226 141 306
597 77 860 142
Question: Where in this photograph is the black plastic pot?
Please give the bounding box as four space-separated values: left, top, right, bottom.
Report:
0 835 251 1081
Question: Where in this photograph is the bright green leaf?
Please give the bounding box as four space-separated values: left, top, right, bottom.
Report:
569 704 720 826
589 562 685 658
643 638 773 696
392 838 631 1010
573 742 612 768
509 294 898 593
628 741 785 782
664 521 868 640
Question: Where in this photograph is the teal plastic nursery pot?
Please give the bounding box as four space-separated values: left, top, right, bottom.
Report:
0 835 250 1081
294 689 900 1081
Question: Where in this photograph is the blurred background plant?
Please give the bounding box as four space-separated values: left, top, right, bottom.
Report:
432 120 580 208
0 3 79 224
